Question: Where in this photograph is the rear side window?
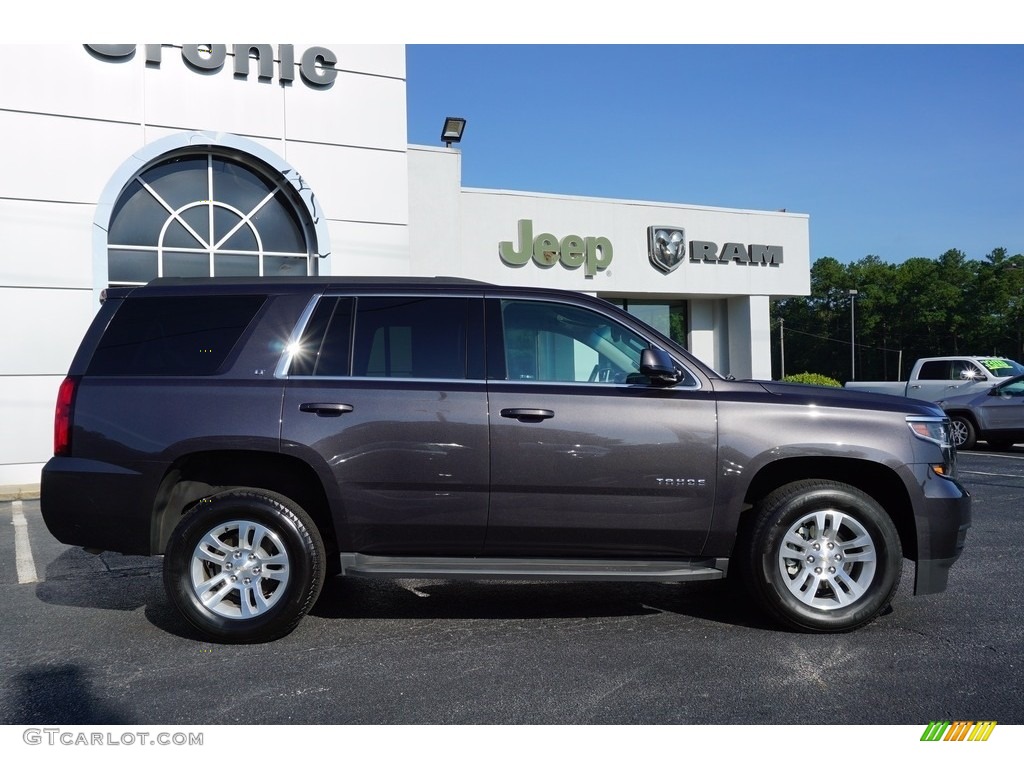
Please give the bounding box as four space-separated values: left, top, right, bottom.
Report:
917 361 951 380
290 296 479 379
87 295 266 375
288 297 354 377
354 297 472 379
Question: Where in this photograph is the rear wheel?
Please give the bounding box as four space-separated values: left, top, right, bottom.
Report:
949 414 977 450
743 480 902 632
163 489 326 643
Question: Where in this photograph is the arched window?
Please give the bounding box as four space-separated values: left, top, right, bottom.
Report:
106 151 317 285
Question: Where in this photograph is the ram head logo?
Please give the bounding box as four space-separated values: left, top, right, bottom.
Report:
648 227 686 274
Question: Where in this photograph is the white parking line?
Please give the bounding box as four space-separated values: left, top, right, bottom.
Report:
11 500 39 584
965 450 1024 461
961 470 1024 480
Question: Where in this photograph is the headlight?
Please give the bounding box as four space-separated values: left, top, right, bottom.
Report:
907 415 957 479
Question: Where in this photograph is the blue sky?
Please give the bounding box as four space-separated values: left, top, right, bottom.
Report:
406 44 1024 265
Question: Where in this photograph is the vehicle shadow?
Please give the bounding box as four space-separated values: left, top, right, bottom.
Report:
34 547 163 612
34 548 777 638
309 574 775 630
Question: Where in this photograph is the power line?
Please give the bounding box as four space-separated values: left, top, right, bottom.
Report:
778 324 902 354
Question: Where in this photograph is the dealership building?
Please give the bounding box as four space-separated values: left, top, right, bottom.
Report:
0 44 810 490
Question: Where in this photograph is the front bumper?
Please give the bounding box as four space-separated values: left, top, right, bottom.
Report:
912 471 971 596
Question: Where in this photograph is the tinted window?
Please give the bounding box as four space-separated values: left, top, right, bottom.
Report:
917 361 951 381
289 296 477 379
87 295 266 375
289 297 354 377
353 297 472 379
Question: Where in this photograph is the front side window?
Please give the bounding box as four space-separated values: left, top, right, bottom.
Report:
955 362 985 380
611 299 688 347
997 377 1024 397
107 153 314 286
500 300 653 384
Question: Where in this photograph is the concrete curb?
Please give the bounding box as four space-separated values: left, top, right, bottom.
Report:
0 485 41 502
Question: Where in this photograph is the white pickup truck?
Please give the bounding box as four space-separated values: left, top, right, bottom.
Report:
845 356 1024 402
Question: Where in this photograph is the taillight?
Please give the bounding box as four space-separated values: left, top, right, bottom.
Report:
54 376 79 457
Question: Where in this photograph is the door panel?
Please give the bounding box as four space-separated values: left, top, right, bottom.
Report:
976 378 1024 432
485 297 717 558
281 294 489 555
283 379 489 555
487 383 718 557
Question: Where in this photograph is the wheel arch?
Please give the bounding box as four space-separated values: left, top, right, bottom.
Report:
739 457 918 561
150 450 337 559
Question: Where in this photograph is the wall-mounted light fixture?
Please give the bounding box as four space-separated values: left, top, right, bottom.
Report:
441 116 466 147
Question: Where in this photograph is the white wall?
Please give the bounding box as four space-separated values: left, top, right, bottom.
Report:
408 146 464 277
408 146 811 301
0 43 408 487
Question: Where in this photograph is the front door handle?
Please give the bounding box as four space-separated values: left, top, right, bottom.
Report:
500 408 554 422
300 402 354 417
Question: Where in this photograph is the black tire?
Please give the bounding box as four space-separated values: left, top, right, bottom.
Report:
163 488 326 643
949 414 977 450
742 480 902 633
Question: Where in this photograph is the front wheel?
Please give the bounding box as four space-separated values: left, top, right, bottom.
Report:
949 414 977 450
742 480 902 632
163 489 326 643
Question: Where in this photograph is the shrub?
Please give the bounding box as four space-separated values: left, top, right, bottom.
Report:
782 372 842 387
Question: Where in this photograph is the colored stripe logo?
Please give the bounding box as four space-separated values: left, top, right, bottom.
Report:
921 721 997 741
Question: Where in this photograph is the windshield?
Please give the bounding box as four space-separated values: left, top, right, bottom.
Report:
979 358 1024 378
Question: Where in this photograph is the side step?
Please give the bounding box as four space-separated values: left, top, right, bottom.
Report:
339 554 728 582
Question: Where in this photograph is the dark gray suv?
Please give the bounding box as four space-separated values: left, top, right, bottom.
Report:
41 277 971 642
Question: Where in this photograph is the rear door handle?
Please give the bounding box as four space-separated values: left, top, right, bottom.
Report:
500 408 554 422
300 402 354 417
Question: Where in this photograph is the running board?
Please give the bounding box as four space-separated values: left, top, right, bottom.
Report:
339 554 728 582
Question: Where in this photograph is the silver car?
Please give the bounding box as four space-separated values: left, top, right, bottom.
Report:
939 373 1024 450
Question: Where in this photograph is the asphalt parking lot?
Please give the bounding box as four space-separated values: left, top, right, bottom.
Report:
1 449 1022 727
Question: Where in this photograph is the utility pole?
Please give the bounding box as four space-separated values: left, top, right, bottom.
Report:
779 318 785 379
849 289 858 380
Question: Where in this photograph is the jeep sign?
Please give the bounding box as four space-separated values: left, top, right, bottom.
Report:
499 219 612 277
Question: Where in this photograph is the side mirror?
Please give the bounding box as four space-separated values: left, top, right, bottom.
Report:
640 348 679 385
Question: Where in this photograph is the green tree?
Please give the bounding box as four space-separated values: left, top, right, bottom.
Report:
771 248 1024 383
